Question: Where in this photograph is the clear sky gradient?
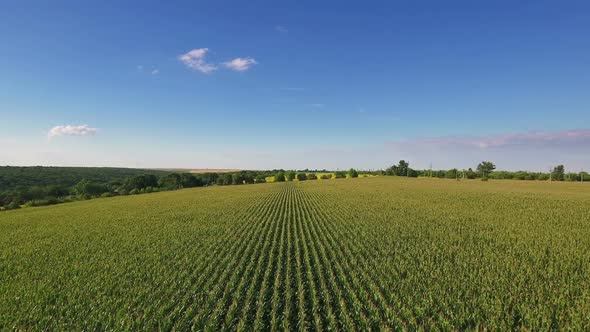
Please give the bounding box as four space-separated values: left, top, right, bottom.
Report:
1 1 589 171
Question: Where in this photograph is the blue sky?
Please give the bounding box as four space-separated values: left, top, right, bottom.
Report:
1 1 589 171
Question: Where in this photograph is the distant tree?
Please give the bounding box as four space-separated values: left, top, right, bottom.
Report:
465 168 477 179
45 185 70 198
159 173 182 190
446 168 459 179
348 168 358 178
319 174 331 180
255 174 267 183
274 172 286 182
124 174 159 190
197 173 219 186
220 173 231 185
435 170 446 178
477 161 496 180
385 165 395 176
232 173 245 185
285 171 296 182
243 175 255 184
180 173 203 188
551 165 565 181
296 173 307 181
334 171 346 179
387 160 410 176
73 179 106 197
307 173 318 180
407 168 418 177
566 172 579 182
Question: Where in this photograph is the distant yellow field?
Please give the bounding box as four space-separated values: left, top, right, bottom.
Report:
189 169 240 174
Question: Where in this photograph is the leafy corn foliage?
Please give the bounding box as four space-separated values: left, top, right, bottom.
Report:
1 177 589 330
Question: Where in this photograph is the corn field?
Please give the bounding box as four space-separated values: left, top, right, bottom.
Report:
1 177 589 330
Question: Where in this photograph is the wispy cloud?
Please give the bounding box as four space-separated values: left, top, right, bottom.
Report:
48 125 98 139
275 25 288 33
223 57 257 71
398 129 590 149
380 128 590 170
137 65 144 72
178 48 217 73
307 103 325 108
151 69 159 75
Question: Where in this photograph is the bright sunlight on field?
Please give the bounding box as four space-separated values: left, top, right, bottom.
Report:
1 177 589 330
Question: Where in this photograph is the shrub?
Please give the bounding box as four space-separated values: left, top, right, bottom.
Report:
334 171 346 179
285 171 296 182
274 173 286 182
5 201 21 210
307 173 318 180
296 173 307 181
25 198 62 207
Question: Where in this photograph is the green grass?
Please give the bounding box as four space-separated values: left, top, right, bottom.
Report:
1 177 590 330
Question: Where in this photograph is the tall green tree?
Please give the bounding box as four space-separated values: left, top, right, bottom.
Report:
446 168 459 179
274 172 286 182
232 173 245 185
476 161 496 180
73 179 106 197
159 173 182 190
348 168 359 178
551 165 565 181
387 160 409 176
296 173 307 181
222 173 233 185
285 171 296 182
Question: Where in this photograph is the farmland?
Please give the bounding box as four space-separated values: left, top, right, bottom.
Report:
1 177 589 330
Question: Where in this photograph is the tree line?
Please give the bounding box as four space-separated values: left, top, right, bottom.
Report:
271 169 359 182
2 163 586 211
0 167 369 211
0 170 276 211
381 160 588 182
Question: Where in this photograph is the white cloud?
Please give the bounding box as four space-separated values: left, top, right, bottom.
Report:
178 48 217 73
151 69 159 75
223 57 257 71
276 25 288 33
48 125 98 139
